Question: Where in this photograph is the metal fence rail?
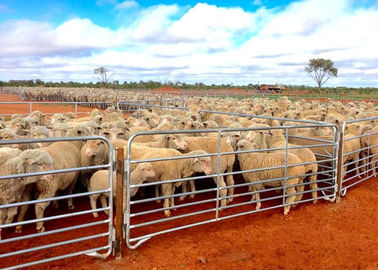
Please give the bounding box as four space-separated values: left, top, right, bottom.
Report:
340 117 378 196
0 101 114 118
117 98 186 112
0 136 114 270
124 123 338 249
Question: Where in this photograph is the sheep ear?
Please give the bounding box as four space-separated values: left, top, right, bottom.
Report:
193 158 199 162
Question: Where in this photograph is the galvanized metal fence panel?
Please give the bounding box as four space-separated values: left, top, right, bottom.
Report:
340 117 378 196
117 98 186 113
124 121 338 249
0 136 114 270
0 101 114 118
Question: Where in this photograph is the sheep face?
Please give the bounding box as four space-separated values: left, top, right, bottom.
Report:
138 163 156 179
190 153 212 175
236 139 253 152
0 128 16 140
110 127 130 140
165 135 188 151
143 116 159 128
85 140 105 158
17 150 54 182
66 126 90 137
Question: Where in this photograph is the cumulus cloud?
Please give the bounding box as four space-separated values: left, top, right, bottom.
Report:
0 0 377 86
115 0 138 10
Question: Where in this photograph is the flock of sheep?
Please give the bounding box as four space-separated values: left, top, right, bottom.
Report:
0 86 377 242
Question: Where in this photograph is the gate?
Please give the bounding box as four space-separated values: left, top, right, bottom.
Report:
340 117 378 196
123 120 338 248
0 136 114 269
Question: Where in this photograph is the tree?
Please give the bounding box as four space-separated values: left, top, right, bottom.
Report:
305 58 338 91
94 66 112 87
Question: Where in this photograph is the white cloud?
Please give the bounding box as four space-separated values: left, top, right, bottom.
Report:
115 0 138 10
0 0 378 86
96 0 117 6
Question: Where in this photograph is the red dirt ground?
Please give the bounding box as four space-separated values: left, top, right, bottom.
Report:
0 93 98 117
0 94 377 270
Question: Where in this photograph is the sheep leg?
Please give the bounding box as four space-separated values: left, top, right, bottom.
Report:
283 186 297 215
15 190 31 233
66 179 77 210
161 183 173 217
155 185 161 204
361 151 368 176
35 190 55 233
352 154 361 178
308 174 318 204
226 165 235 203
293 179 304 207
179 182 187 201
89 194 100 218
100 195 109 215
212 176 227 207
253 184 262 210
189 180 196 199
5 207 18 225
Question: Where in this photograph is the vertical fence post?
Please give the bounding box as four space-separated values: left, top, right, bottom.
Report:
29 102 33 114
75 103 78 117
336 132 344 202
115 147 124 258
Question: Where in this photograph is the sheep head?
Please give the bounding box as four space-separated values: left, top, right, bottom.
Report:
164 135 188 151
16 149 54 183
85 139 106 158
187 150 212 175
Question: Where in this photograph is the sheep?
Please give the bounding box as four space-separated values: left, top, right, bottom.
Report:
125 146 213 217
343 123 363 177
0 128 17 140
181 136 235 204
50 113 67 125
236 139 305 215
80 139 110 187
266 129 319 202
50 122 68 137
0 128 38 150
360 126 378 175
109 126 130 140
0 148 54 238
8 118 28 136
135 134 188 151
17 126 90 233
88 163 156 217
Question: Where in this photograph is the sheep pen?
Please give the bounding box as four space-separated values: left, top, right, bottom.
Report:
0 90 377 270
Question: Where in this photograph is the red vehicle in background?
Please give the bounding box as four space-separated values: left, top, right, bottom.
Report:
257 83 285 93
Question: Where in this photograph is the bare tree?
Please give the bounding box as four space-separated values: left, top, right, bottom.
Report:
305 58 338 91
94 67 113 87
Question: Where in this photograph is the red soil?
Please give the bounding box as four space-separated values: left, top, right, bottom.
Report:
0 94 377 270
0 94 97 118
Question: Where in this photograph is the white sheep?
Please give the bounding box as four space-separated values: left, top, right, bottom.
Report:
236 139 305 215
181 136 235 205
88 163 156 217
266 130 319 202
125 145 213 217
0 148 54 239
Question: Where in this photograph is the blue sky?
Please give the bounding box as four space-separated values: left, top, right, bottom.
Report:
1 0 378 86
